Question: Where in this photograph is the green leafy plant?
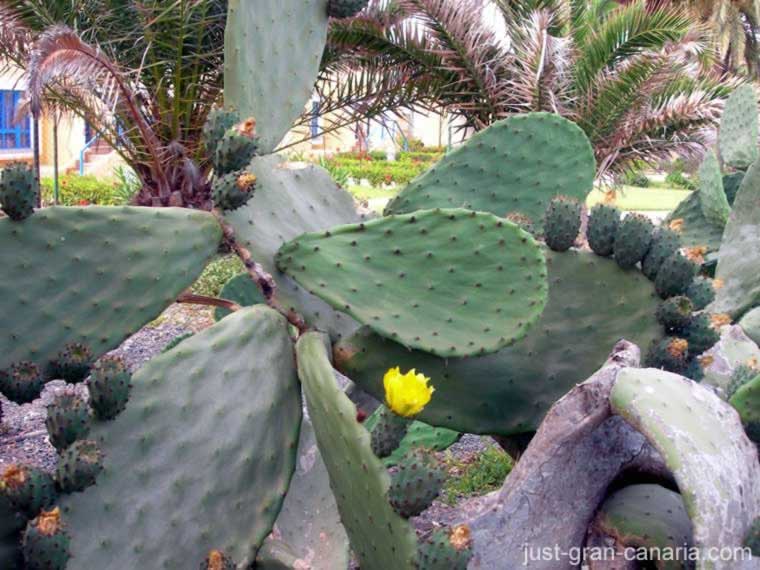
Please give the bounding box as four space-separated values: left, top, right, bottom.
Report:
442 447 513 505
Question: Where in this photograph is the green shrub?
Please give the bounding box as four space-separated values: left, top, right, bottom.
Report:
665 170 697 191
191 255 246 297
442 446 513 505
40 175 125 206
318 157 350 188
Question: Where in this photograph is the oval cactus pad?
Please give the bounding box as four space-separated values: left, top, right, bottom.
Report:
385 113 596 232
277 209 548 358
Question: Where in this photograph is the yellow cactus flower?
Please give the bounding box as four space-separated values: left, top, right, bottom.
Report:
383 367 434 418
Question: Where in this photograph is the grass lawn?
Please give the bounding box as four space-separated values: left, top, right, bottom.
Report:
347 184 692 213
587 186 692 212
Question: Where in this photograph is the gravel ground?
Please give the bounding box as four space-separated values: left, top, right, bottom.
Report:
0 304 212 474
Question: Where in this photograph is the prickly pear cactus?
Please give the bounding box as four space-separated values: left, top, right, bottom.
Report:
719 84 759 170
277 208 549 357
740 307 760 346
0 207 221 372
385 113 596 233
698 150 731 226
59 307 302 569
257 419 350 570
712 158 760 318
223 155 362 340
213 273 266 321
588 484 693 570
611 368 760 567
224 0 330 154
336 249 662 435
296 332 418 570
730 372 760 444
364 409 460 468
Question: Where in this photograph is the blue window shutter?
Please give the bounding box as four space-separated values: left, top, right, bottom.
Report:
310 101 320 139
0 90 31 150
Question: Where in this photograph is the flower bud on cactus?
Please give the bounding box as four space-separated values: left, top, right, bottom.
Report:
327 0 369 18
683 313 721 355
370 405 410 458
203 108 239 154
200 549 236 570
642 226 681 281
0 361 45 404
22 507 71 570
47 342 93 383
645 337 690 373
656 296 693 333
86 355 131 421
587 204 620 257
686 276 717 310
0 162 37 221
213 119 258 175
416 525 473 570
655 252 698 299
389 448 445 518
543 196 582 252
0 464 57 517
613 213 654 269
56 439 104 494
45 388 91 452
212 170 256 211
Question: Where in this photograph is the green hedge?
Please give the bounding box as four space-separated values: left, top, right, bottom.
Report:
40 174 134 206
324 151 443 186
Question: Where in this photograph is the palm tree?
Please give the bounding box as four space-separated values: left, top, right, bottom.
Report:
323 0 736 178
0 0 227 207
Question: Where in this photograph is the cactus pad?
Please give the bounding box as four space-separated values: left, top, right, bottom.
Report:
664 192 725 252
277 208 548 357
712 159 760 318
385 113 596 233
224 0 329 154
656 296 693 333
611 368 760 563
296 332 418 570
730 372 760 444
335 249 662 435
590 484 692 570
719 84 758 170
202 108 238 154
257 419 350 570
59 306 302 568
223 155 361 340
213 273 266 322
698 150 731 225
0 206 221 372
739 307 760 346
47 342 93 383
212 125 258 176
686 276 717 310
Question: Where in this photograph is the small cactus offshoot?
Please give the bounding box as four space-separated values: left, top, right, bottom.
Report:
0 463 57 517
86 355 132 421
46 387 92 452
0 361 45 404
0 162 37 221
47 342 94 383
200 549 237 570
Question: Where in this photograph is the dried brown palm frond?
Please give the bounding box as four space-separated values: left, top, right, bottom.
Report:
25 25 171 198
